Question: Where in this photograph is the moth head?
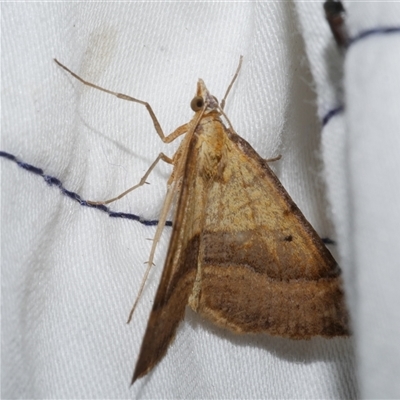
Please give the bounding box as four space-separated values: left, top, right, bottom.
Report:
191 79 219 113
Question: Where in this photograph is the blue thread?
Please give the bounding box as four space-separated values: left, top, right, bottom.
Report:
349 26 400 47
0 151 16 161
44 175 62 187
322 105 344 127
109 212 140 221
108 212 161 226
87 203 110 212
0 151 173 227
322 237 336 245
17 161 43 175
63 189 83 203
145 220 160 226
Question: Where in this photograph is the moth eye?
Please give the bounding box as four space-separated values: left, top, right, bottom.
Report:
190 96 204 111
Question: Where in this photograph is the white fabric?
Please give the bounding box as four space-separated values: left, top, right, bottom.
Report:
2 1 395 398
345 4 400 399
297 2 400 399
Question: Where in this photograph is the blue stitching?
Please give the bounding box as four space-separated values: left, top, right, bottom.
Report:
1 150 336 245
0 150 171 227
322 237 336 245
323 26 400 127
17 161 43 175
44 175 62 187
0 151 16 161
322 105 344 127
349 26 400 47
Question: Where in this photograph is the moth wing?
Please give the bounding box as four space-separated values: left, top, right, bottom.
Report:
132 134 206 382
195 131 349 338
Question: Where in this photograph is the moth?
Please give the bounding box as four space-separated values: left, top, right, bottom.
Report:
55 57 349 384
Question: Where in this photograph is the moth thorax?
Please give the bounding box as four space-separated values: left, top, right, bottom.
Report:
198 143 225 181
197 121 226 180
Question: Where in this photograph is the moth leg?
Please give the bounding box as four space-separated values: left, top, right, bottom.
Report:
54 59 187 144
265 154 282 163
54 59 189 204
87 153 173 206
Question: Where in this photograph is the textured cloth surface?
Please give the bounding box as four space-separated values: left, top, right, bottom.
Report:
344 4 400 399
1 2 396 398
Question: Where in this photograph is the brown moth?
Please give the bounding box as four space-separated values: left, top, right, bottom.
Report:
54 57 349 385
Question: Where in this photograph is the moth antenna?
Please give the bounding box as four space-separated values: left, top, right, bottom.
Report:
219 107 236 132
221 55 243 110
127 182 177 324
